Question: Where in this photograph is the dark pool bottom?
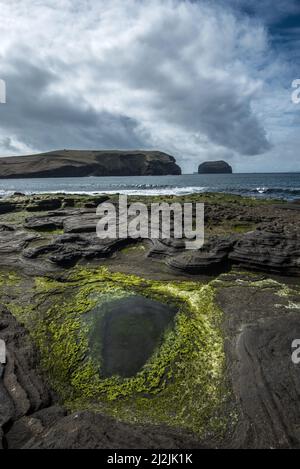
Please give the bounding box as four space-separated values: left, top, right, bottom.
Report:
87 295 176 378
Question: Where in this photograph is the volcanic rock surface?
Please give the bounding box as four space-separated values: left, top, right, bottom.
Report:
0 192 299 449
87 295 176 378
0 193 297 276
0 150 181 178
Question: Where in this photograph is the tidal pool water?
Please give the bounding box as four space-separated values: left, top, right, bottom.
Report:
87 295 176 378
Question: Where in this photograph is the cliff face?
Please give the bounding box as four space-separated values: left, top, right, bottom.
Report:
0 150 181 178
198 160 232 174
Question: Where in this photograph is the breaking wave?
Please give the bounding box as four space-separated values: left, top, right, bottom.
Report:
0 174 300 200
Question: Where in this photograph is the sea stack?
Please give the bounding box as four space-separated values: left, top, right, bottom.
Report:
198 160 232 174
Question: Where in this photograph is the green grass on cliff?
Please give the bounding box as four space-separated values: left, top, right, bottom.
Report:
1 267 231 439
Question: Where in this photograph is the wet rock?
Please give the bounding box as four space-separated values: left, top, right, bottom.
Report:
24 216 64 231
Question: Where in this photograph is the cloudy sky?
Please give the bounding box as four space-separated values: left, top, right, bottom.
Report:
0 0 299 173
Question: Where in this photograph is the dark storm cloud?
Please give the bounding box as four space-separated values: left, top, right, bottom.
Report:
211 0 300 23
0 58 144 153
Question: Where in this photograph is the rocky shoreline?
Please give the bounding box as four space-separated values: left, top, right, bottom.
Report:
0 192 298 277
0 192 300 449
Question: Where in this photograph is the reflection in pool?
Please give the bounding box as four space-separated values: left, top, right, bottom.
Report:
87 295 176 378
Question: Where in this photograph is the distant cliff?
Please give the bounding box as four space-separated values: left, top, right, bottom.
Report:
198 160 232 174
0 150 181 178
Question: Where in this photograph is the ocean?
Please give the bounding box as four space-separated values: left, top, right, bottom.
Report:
0 173 300 200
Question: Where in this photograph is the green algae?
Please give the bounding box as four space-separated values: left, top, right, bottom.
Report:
122 192 285 207
120 244 146 254
27 227 65 235
0 271 22 286
205 222 257 237
1 267 229 438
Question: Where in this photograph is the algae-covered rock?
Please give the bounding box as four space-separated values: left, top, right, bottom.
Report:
198 161 232 174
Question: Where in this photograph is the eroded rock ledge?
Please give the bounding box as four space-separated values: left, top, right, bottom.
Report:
0 193 298 277
0 193 299 449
